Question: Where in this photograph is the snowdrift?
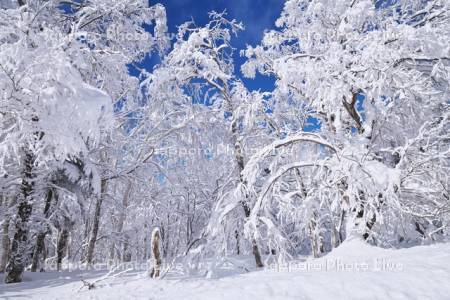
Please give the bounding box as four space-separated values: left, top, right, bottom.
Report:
1 239 450 300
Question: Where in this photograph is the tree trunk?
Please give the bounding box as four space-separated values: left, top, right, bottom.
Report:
108 235 116 264
309 213 324 258
231 122 264 268
5 149 35 284
342 93 364 133
143 222 149 260
241 201 264 267
309 219 319 258
122 234 131 262
0 194 13 273
57 229 69 271
356 201 377 241
0 216 10 273
150 228 162 278
31 189 54 272
30 233 45 272
84 179 107 265
80 217 90 260
331 210 346 248
234 230 240 255
110 181 131 263
5 197 33 284
66 232 72 261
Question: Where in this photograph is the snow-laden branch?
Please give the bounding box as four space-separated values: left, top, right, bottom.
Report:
243 132 337 188
249 161 327 222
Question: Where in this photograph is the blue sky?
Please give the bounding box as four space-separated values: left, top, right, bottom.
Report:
142 0 286 91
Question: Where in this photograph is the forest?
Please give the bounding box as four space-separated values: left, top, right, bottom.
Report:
0 0 449 299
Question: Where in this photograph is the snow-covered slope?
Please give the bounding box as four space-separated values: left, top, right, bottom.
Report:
2 239 450 300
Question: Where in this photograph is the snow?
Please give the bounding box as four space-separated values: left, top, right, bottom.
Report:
364 160 401 189
2 239 450 300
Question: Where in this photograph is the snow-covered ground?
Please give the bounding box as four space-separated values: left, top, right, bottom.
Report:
2 238 450 300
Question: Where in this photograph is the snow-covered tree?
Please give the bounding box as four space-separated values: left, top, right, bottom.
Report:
240 0 449 258
142 12 292 268
0 0 167 283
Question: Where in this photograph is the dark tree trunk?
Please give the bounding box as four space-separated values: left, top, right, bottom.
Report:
241 201 264 267
143 222 148 260
57 229 69 271
5 149 35 283
30 234 45 272
122 234 131 262
84 179 107 265
31 189 54 272
234 230 240 255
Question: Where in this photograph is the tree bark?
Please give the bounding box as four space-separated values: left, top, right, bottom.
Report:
342 92 364 133
122 234 131 262
331 210 346 248
143 223 148 260
80 217 90 261
150 228 162 278
241 200 264 267
5 149 35 283
309 212 324 258
30 234 45 272
66 233 72 261
0 195 13 273
31 189 54 272
0 215 10 273
84 179 107 265
231 121 264 268
309 219 319 258
234 230 240 255
355 198 377 242
57 229 69 271
110 181 131 263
